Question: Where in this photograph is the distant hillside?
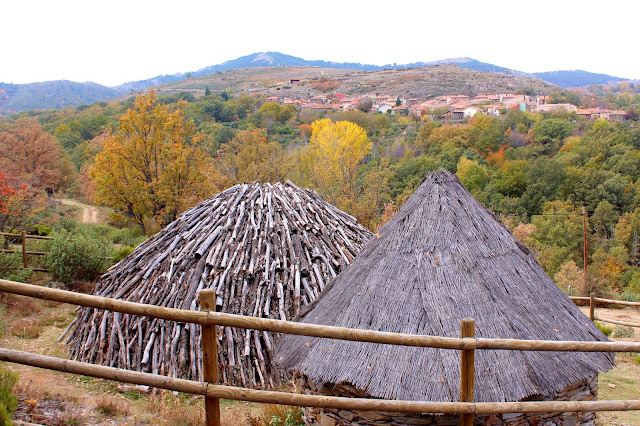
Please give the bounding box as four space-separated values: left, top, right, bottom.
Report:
1 52 629 114
192 52 380 75
157 64 554 100
531 70 627 88
0 81 125 115
401 57 511 74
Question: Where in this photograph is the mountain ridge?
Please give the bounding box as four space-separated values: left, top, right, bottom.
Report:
0 52 629 114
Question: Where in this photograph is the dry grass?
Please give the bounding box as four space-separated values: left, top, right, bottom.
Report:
598 355 640 425
1 293 41 317
11 319 43 339
248 404 304 426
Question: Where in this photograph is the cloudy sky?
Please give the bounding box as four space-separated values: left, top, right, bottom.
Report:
3 0 638 86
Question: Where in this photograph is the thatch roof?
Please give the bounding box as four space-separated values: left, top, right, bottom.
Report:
276 170 614 403
66 181 371 387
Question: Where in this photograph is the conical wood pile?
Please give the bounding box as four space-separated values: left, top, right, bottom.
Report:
66 181 371 387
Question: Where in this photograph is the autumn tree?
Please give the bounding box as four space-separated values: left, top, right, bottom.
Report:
301 119 372 213
0 118 74 195
215 129 289 185
91 90 215 234
0 172 41 233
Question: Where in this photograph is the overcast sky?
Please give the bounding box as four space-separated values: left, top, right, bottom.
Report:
3 0 638 87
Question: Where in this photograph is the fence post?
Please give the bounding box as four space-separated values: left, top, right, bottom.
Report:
590 292 595 322
460 318 475 426
199 290 221 426
21 231 27 269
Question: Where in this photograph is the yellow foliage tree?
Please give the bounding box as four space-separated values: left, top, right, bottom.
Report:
301 119 372 213
91 90 215 234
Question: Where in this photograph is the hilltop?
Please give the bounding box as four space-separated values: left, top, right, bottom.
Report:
0 51 628 114
155 64 554 100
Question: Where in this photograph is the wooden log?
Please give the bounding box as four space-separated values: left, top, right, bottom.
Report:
21 231 27 269
460 319 475 426
3 279 640 353
0 232 53 240
4 346 640 415
595 316 640 328
590 292 595 321
200 290 221 426
594 297 640 307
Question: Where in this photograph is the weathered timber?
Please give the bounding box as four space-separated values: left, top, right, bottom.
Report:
2 347 640 415
66 182 371 386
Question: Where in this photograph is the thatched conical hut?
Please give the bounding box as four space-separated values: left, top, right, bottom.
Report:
66 181 371 387
276 170 614 425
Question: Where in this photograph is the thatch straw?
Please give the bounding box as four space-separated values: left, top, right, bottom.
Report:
67 181 371 387
276 170 614 403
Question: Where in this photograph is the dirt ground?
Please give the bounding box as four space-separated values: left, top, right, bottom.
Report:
60 199 103 223
2 292 639 425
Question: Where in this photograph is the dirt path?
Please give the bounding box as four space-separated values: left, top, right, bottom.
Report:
59 199 99 224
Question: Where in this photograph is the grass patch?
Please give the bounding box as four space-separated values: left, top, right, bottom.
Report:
599 358 640 425
12 319 43 339
1 293 42 317
95 395 129 418
594 321 613 337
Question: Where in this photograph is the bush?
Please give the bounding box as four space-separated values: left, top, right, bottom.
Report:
594 321 613 337
45 230 110 285
0 252 32 282
0 366 18 425
112 246 134 264
110 226 146 247
613 325 635 338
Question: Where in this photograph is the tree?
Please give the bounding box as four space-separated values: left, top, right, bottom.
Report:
0 172 41 233
301 119 372 212
456 157 489 198
356 97 374 112
216 129 289 185
91 90 215 234
530 118 573 145
0 118 73 194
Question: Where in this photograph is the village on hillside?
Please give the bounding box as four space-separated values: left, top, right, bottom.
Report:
263 90 629 121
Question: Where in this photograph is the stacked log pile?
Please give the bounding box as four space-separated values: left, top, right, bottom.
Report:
65 181 371 387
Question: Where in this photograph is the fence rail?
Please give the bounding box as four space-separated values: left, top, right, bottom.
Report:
1 278 640 426
570 293 640 329
0 231 53 271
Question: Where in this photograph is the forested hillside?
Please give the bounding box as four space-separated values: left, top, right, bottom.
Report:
2 81 640 301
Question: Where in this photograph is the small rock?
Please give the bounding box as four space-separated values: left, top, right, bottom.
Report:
608 383 616 389
48 281 66 289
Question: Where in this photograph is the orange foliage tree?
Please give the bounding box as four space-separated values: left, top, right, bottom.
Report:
0 172 41 233
0 118 74 195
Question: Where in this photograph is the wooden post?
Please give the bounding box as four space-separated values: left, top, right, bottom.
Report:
21 231 27 269
460 318 475 426
199 290 221 426
590 292 595 322
582 207 588 294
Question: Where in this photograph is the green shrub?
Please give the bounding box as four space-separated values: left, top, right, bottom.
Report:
620 289 640 303
0 252 32 282
45 230 110 285
110 226 147 247
594 321 613 337
33 224 53 236
613 325 635 338
0 366 18 425
112 246 135 263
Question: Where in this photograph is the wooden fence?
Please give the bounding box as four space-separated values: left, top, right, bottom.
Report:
0 232 53 272
2 278 640 426
570 293 640 328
